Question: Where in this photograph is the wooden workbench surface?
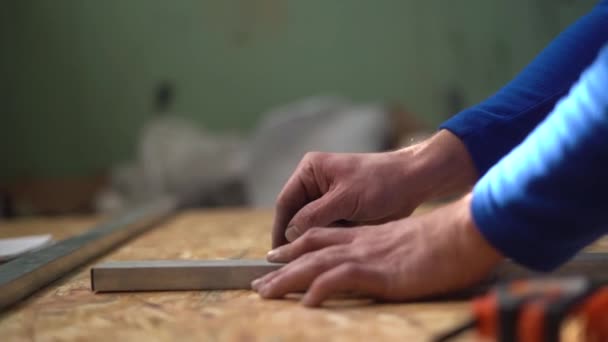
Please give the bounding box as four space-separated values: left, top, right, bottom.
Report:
1 209 606 341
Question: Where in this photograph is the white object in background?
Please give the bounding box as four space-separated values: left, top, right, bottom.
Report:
95 115 246 214
246 96 391 207
0 234 53 262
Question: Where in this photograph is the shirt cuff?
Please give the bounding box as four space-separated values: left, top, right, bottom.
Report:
470 183 581 272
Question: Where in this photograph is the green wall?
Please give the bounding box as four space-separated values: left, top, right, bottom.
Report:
0 0 596 181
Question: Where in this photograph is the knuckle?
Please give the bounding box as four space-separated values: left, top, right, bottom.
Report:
300 227 327 249
303 151 320 162
298 227 323 247
302 151 330 167
306 253 332 273
304 227 323 240
352 246 374 261
297 208 317 228
310 259 330 274
340 262 361 277
298 251 315 263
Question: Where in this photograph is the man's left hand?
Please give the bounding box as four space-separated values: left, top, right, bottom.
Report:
252 194 503 307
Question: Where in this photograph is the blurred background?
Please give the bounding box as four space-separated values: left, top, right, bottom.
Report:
0 0 597 218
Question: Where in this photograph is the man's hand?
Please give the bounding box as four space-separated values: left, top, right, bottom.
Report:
272 130 478 247
255 194 502 307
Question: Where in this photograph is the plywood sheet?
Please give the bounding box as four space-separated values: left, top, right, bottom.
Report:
0 208 605 341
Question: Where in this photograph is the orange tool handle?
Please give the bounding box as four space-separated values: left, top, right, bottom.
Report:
580 287 608 342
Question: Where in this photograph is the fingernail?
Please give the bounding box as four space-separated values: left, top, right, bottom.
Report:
267 249 281 262
285 225 301 242
251 278 262 290
259 284 271 298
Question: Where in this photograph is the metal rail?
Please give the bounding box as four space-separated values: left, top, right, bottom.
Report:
0 197 177 311
92 259 283 292
89 252 608 293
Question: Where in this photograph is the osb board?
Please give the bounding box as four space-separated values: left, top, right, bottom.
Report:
0 208 606 341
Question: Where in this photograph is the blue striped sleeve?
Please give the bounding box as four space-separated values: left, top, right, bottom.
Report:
440 1 608 176
471 44 608 271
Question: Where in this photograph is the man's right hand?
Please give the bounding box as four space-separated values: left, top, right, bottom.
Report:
272 129 478 247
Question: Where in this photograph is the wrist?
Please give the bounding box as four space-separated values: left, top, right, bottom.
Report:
396 129 478 201
411 193 503 289
456 193 503 268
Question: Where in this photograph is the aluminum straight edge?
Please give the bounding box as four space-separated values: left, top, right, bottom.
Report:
0 196 178 311
90 252 608 293
92 259 284 292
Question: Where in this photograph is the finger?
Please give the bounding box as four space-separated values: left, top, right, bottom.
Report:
272 157 321 248
257 229 350 289
272 178 308 248
257 229 352 290
302 263 388 307
285 191 349 242
254 259 302 292
267 227 354 263
258 246 348 299
252 268 285 293
251 269 280 291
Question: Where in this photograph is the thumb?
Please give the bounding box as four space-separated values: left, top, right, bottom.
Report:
285 191 349 242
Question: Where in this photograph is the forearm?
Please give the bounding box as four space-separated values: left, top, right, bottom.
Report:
441 1 608 176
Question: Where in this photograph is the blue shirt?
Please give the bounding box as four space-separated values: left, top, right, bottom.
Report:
439 1 608 271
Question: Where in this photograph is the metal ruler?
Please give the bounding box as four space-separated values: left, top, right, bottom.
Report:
90 252 608 293
92 259 282 292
